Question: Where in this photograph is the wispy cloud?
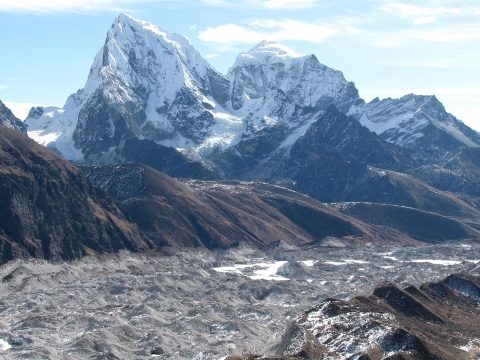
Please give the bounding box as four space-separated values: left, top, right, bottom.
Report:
201 0 318 9
263 0 317 8
379 2 460 18
367 23 480 48
412 16 437 25
198 18 360 45
0 84 8 91
0 0 319 13
0 0 161 13
377 1 480 25
378 52 480 69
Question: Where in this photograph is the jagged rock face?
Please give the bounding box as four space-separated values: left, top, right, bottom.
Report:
26 13 244 163
119 137 217 180
408 147 480 197
352 94 480 159
0 127 145 264
0 100 26 133
213 43 366 180
233 274 480 359
226 107 408 202
227 41 361 113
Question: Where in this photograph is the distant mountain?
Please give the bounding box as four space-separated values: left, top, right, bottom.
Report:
0 127 145 264
0 100 26 133
23 14 480 211
235 273 480 359
351 94 480 160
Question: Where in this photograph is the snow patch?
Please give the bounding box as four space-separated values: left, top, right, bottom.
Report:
300 260 316 267
409 259 461 266
0 339 11 351
213 261 289 281
323 259 369 266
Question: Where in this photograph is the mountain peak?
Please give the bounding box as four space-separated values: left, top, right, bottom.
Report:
237 41 302 64
112 13 164 34
114 12 136 25
248 40 300 59
357 92 480 150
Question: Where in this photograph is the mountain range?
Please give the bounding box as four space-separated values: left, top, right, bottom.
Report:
22 14 480 205
1 13 480 263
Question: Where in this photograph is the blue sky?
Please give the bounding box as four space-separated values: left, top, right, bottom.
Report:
0 0 479 130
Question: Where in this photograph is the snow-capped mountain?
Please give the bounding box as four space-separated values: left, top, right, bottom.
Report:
228 40 360 113
26 13 244 162
210 41 365 180
0 100 26 133
25 14 364 165
351 94 480 159
23 13 480 200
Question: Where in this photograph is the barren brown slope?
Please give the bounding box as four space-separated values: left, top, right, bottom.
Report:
332 202 480 243
84 163 398 249
0 127 145 264
344 167 480 220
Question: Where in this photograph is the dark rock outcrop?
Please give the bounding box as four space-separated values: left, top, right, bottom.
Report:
0 100 26 133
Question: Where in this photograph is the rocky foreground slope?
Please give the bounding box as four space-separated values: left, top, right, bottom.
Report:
232 271 480 360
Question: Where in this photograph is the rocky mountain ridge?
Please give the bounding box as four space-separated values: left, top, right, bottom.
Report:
18 13 480 206
0 100 26 133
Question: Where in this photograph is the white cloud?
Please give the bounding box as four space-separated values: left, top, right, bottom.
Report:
201 0 318 9
205 53 220 58
0 84 8 91
413 16 437 25
199 24 266 44
198 18 359 45
379 2 461 18
264 0 316 8
412 25 480 42
0 0 160 13
367 23 480 47
379 54 480 69
377 1 480 26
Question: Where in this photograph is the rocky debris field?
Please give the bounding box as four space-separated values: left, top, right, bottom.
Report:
0 241 479 359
